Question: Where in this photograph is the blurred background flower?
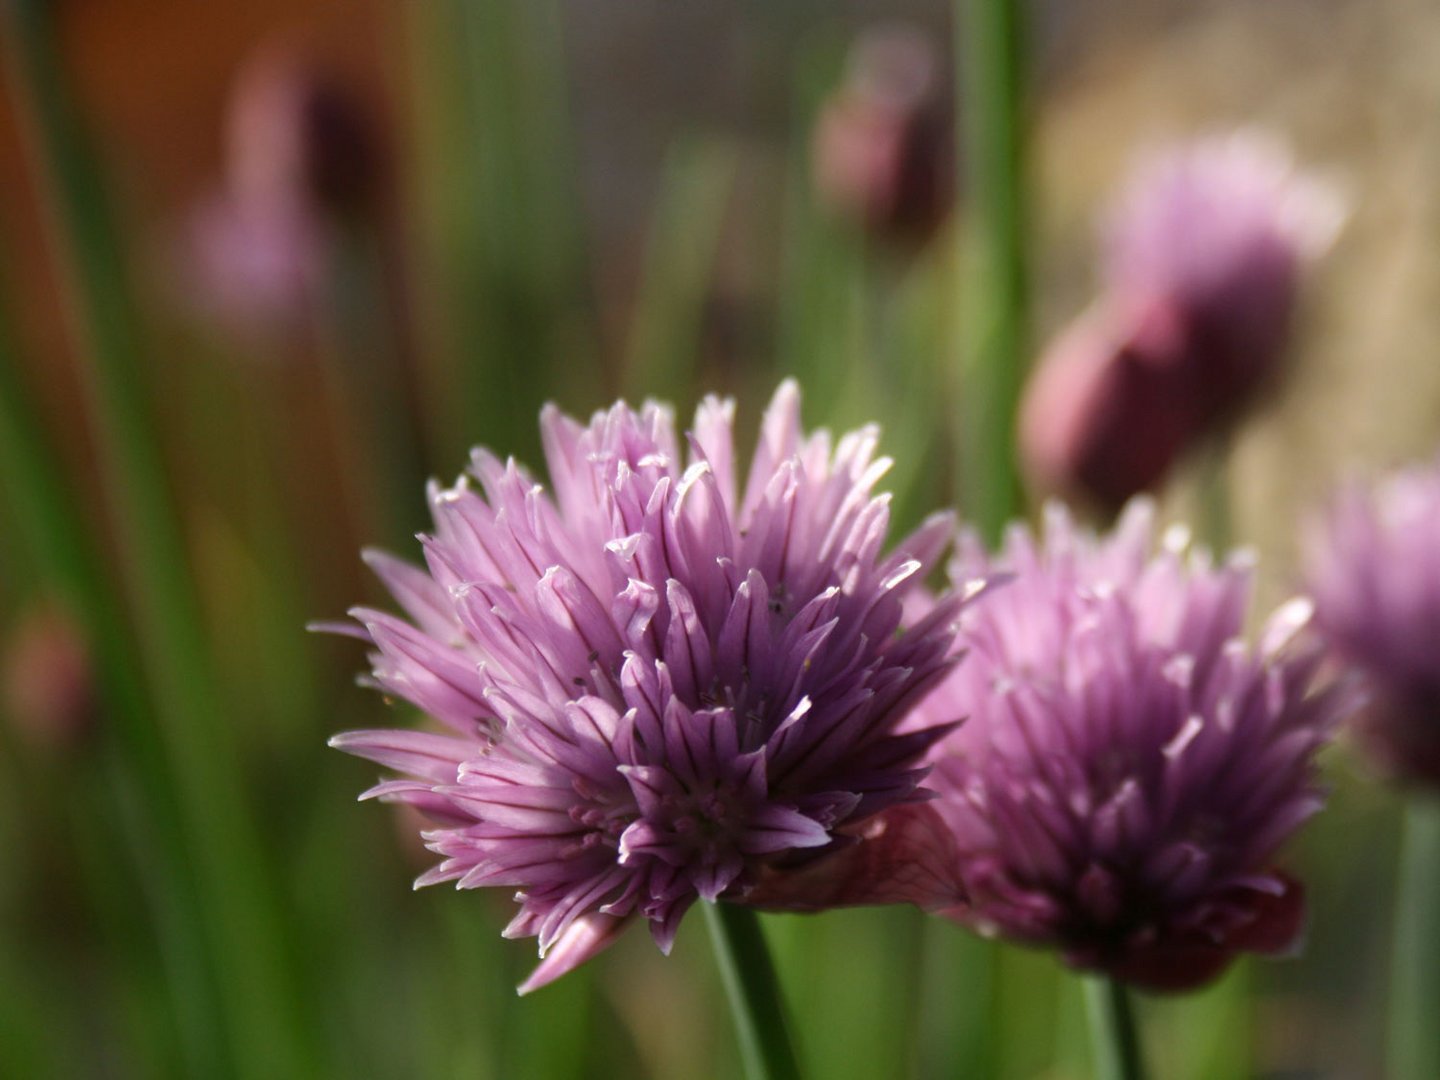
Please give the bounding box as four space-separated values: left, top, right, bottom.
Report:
1 603 96 755
181 41 386 347
1021 133 1342 513
811 23 955 246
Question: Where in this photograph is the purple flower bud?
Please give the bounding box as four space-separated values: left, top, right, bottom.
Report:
181 44 383 342
811 25 954 244
1020 295 1198 511
1021 133 1342 510
328 383 970 989
908 502 1356 991
224 44 382 223
1304 460 1440 788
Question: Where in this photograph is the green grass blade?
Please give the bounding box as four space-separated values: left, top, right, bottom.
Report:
2 5 315 1073
956 0 1029 542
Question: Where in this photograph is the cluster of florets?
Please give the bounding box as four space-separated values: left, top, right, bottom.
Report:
330 383 965 990
912 502 1354 989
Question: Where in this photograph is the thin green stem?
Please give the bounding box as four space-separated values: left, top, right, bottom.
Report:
957 0 1029 542
1196 443 1233 551
703 903 804 1080
624 135 737 404
1389 796 1440 1080
1084 975 1146 1080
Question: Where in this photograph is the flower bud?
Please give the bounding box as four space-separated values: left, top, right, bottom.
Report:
1021 132 1342 509
2 606 96 755
812 25 954 244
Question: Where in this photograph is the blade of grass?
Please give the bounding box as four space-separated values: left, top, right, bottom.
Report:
0 270 220 1076
774 33 865 419
624 135 738 403
956 0 1029 542
316 225 430 547
453 0 601 454
2 5 314 1074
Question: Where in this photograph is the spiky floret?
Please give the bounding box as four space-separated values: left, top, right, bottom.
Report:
329 382 963 990
916 501 1354 990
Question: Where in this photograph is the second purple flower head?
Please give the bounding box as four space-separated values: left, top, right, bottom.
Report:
915 502 1356 990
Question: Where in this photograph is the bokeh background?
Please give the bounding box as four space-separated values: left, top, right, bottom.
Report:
1 1 1435 1076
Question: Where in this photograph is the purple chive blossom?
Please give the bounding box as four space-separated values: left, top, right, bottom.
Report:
1101 131 1341 357
1020 132 1342 510
912 501 1355 991
327 382 964 991
1304 459 1440 788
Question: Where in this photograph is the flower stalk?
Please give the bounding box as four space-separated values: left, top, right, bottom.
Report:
1085 976 1146 1080
703 903 803 1080
1390 795 1440 1080
957 0 1028 541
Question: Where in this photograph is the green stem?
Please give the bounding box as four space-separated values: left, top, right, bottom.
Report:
1084 975 1146 1080
1196 443 1232 551
957 0 1029 542
318 224 428 547
624 135 737 404
1390 796 1440 1080
916 927 998 1080
703 903 804 1080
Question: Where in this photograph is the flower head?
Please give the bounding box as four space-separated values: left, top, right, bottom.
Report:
329 383 964 990
1021 132 1342 510
1304 459 1440 788
1102 132 1341 354
915 502 1353 990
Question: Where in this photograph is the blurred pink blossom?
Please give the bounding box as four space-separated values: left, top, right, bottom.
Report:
1021 132 1343 510
2 605 96 754
812 25 954 244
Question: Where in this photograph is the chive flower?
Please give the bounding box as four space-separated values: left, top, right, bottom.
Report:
916 502 1355 990
811 24 954 244
328 383 963 991
1020 132 1342 510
